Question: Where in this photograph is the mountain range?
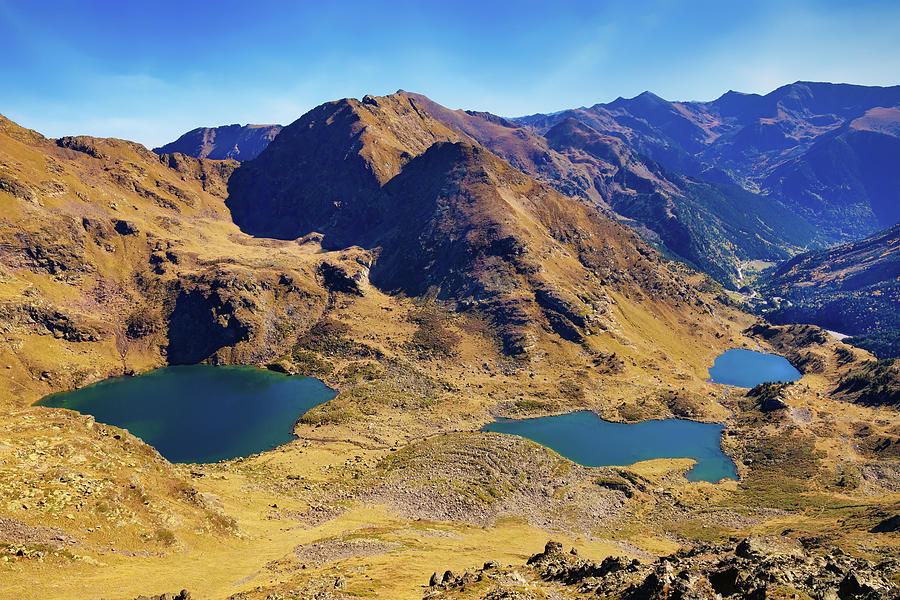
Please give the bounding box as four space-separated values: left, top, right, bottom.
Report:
515 81 900 242
158 82 900 291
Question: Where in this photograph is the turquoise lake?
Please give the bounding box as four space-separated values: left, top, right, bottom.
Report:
708 348 802 388
37 365 335 463
483 411 737 483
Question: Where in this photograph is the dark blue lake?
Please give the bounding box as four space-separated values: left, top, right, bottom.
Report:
483 411 737 482
37 365 335 463
708 348 801 388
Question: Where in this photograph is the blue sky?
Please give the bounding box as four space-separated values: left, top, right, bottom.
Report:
1 0 898 147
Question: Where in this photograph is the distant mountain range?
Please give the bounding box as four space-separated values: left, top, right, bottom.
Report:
153 123 282 161
158 82 900 291
515 82 900 243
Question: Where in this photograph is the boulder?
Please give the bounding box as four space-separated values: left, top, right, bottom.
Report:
317 260 369 296
762 396 789 411
870 514 900 533
735 536 804 560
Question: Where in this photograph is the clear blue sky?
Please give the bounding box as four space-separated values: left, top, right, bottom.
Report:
1 0 898 148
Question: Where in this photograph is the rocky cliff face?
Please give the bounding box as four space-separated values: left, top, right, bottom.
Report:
152 124 283 161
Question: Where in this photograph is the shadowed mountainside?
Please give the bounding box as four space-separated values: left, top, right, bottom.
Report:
764 223 900 357
227 94 703 354
226 94 464 244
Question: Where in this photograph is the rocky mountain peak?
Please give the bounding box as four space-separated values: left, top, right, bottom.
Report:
153 123 283 161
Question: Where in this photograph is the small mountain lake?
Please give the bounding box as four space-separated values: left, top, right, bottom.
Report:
36 365 335 463
708 348 801 388
483 411 737 482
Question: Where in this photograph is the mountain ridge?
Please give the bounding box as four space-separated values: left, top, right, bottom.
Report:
764 222 900 357
396 90 815 287
162 82 900 287
226 94 702 354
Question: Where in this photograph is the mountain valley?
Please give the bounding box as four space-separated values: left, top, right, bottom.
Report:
0 82 898 600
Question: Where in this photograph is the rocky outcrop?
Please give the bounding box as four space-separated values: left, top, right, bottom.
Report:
156 152 238 197
426 538 900 599
317 257 371 296
56 136 106 159
870 515 900 533
745 322 833 373
132 591 192 600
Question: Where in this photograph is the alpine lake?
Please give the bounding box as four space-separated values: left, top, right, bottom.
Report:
38 349 800 478
483 349 802 483
37 365 335 464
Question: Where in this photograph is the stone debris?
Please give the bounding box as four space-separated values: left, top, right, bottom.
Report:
425 538 900 599
291 537 399 567
132 591 192 600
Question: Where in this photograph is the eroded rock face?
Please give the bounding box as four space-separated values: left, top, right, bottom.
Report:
425 538 900 600
317 258 371 296
56 136 107 159
166 287 249 365
162 267 329 366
